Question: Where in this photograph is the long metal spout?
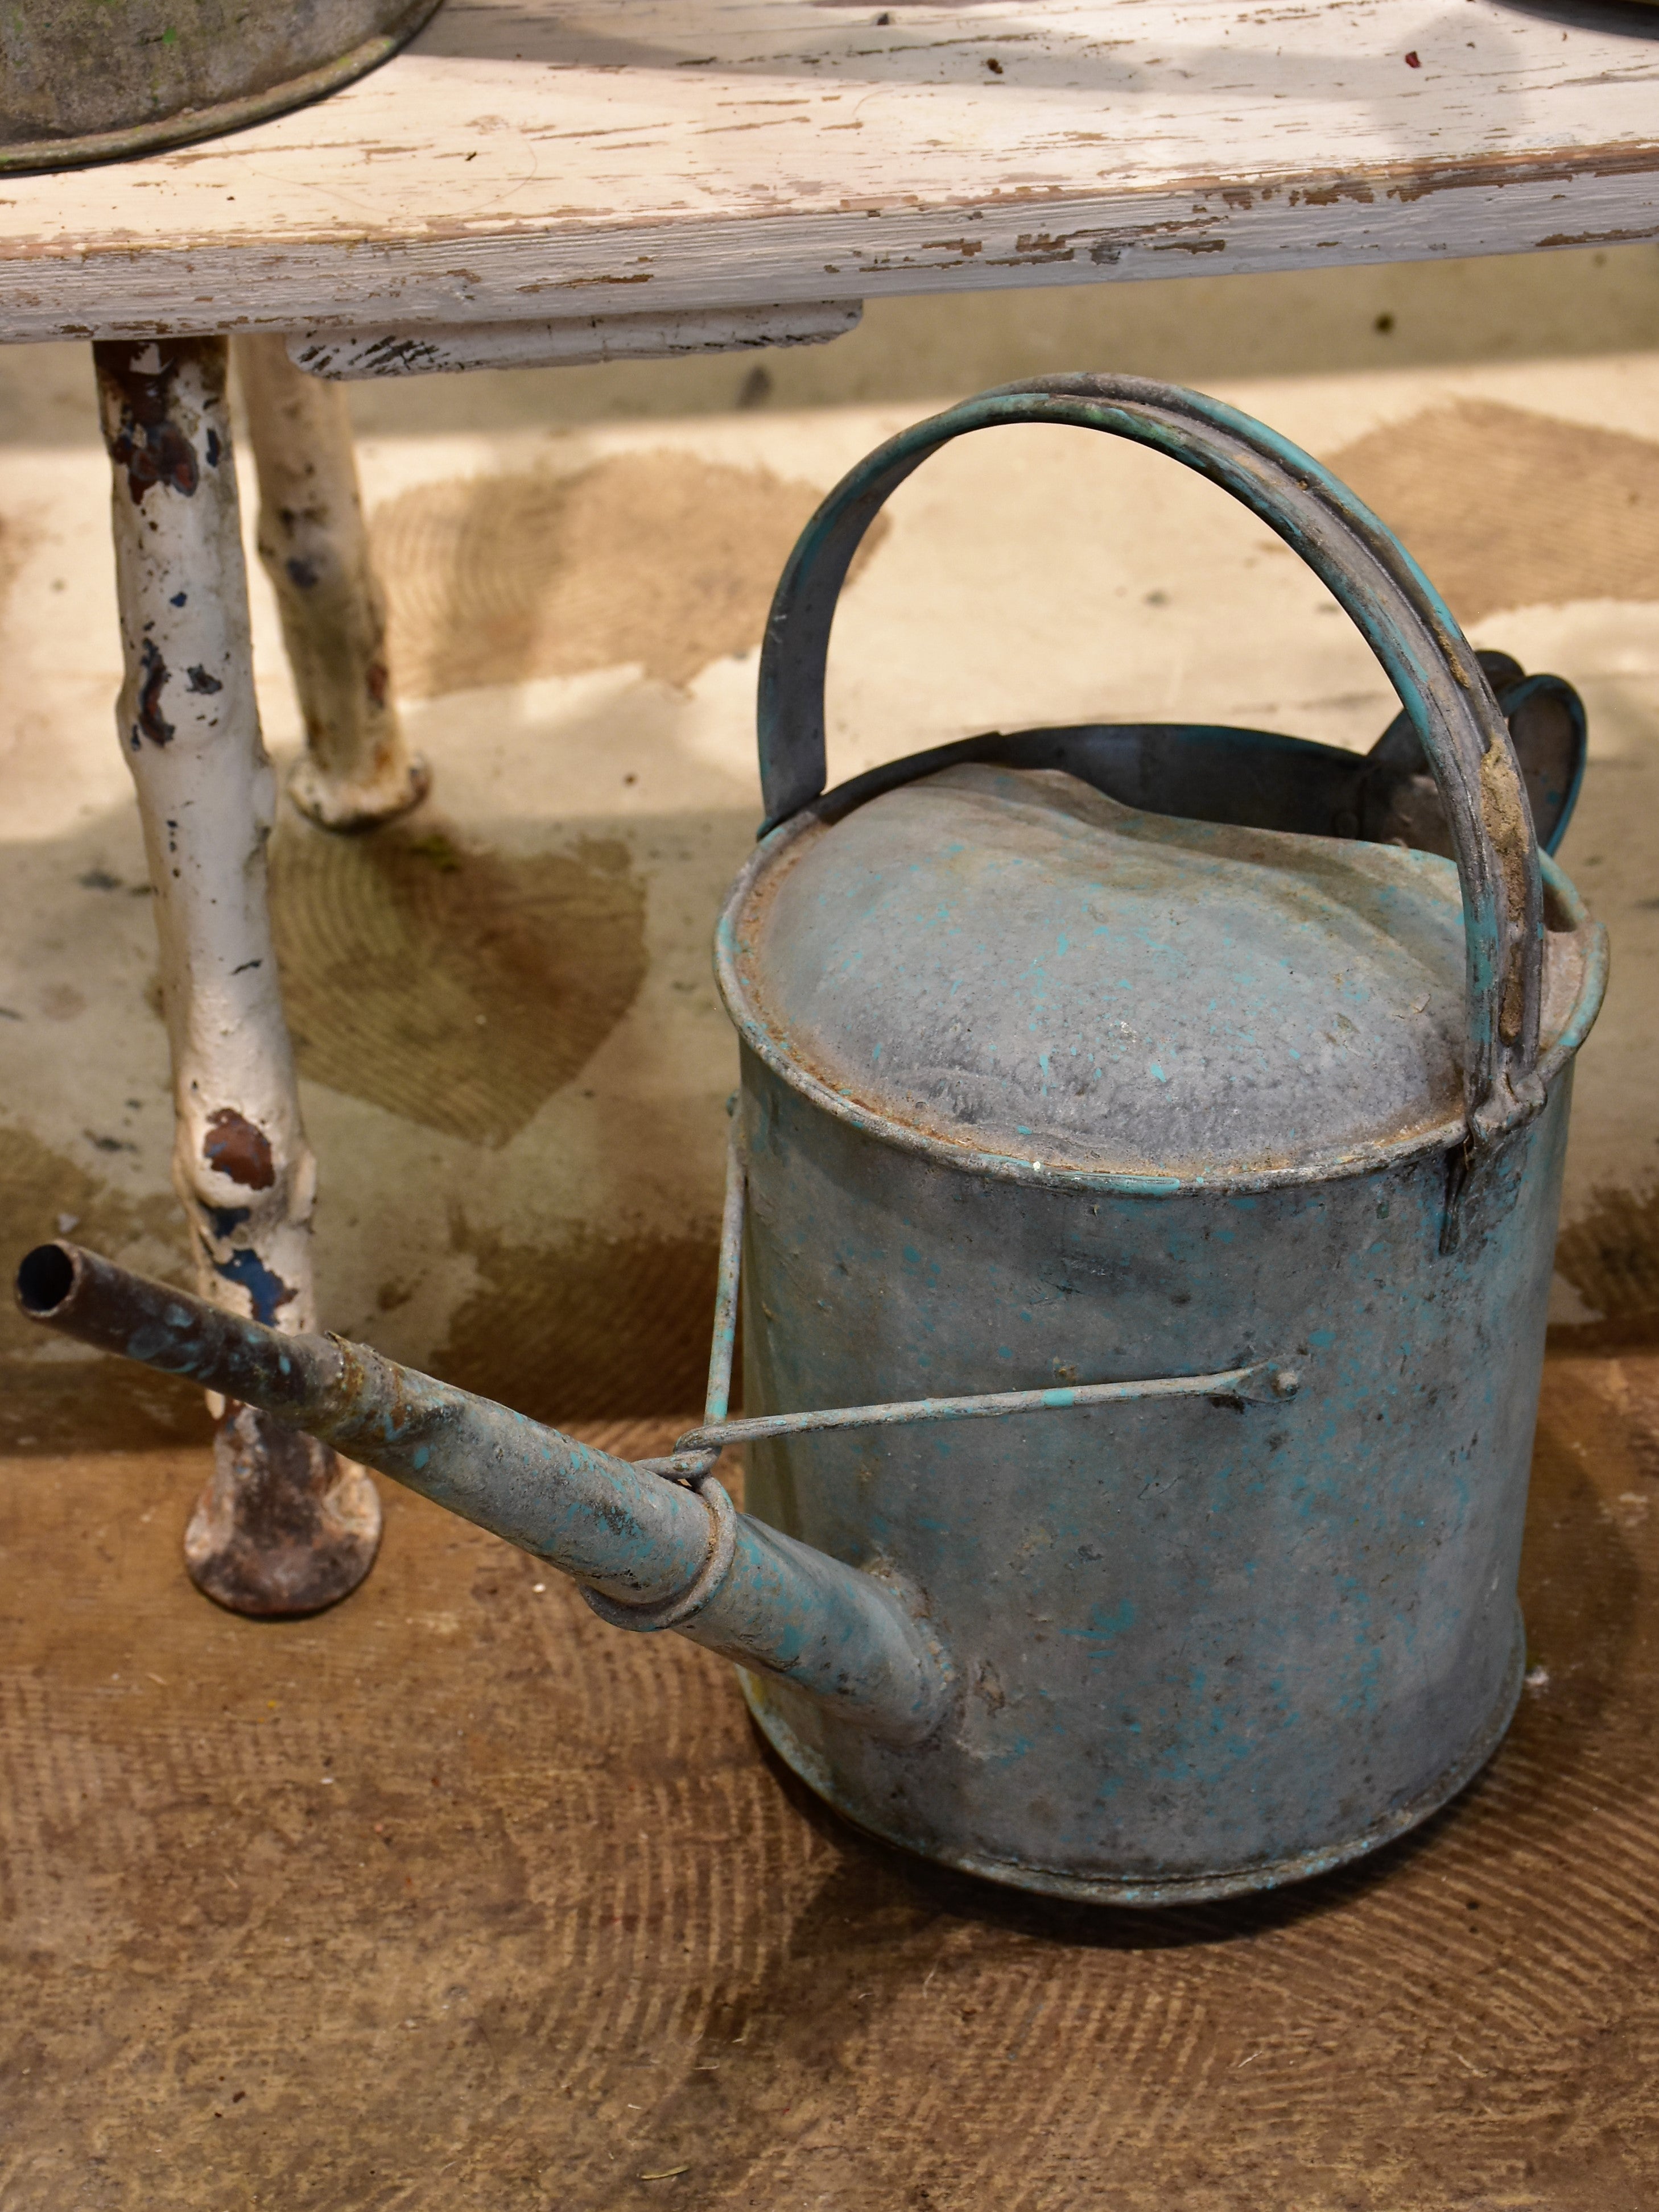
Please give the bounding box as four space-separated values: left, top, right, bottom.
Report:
14 1242 946 1741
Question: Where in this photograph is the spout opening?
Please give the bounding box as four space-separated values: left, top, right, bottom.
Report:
16 1242 76 1317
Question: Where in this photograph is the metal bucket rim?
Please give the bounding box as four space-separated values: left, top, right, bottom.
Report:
0 0 444 176
715 766 1607 1201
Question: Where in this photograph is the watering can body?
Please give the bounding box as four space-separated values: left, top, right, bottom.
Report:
18 375 1605 1908
732 1035 1575 1903
711 374 1603 1900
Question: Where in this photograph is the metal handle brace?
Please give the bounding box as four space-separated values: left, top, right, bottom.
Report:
754 376 1546 1148
632 1131 1301 1486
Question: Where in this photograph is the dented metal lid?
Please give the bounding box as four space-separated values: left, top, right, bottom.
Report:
720 762 1591 1191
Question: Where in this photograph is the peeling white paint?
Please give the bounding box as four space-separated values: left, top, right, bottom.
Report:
1 0 1654 345
96 336 320 1333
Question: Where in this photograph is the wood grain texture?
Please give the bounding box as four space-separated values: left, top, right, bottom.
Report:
3 1360 1659 2207
288 301 862 377
2 0 1657 342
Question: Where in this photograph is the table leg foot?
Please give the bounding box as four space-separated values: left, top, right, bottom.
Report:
237 334 429 832
185 1408 382 1615
286 746 430 832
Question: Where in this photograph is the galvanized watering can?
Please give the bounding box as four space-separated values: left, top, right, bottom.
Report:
19 377 1607 1906
0 0 444 172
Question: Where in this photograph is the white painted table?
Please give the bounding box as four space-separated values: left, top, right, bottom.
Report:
4 0 1657 350
5 0 1657 1611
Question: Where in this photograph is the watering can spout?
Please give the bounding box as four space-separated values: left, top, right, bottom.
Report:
13 1241 947 1742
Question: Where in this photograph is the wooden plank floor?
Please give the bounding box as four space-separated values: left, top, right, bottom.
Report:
2 1361 1656 2210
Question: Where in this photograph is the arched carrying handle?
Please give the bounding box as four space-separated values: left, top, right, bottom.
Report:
756 375 1545 1144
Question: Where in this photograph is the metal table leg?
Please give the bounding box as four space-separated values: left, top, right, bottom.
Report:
236 334 428 830
93 335 381 1615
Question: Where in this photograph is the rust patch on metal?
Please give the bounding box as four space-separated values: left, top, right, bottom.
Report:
134 638 174 746
202 1107 275 1190
94 340 203 506
1477 739 1533 1047
184 664 222 695
184 1404 380 1616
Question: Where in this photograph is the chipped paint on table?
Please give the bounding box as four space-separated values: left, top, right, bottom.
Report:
0 0 1655 343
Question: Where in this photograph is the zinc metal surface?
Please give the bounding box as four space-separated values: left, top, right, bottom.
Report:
737 1048 1573 1898
735 762 1538 1182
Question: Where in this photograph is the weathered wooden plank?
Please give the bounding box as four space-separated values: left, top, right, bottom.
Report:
2 0 1656 337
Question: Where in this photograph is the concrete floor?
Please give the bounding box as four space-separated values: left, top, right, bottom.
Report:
3 1362 1658 2211
3 243 1659 2204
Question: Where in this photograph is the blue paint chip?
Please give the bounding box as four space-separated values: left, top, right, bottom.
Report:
212 1247 291 1325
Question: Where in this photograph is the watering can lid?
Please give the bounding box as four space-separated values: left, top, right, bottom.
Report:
724 763 1587 1188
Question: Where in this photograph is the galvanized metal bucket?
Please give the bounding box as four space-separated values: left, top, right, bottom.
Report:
0 0 444 173
717 375 1607 1903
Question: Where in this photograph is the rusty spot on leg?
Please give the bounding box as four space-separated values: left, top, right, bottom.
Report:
184 1404 381 1616
185 665 222 696
135 637 174 746
1479 738 1533 1047
203 1107 275 1190
94 341 202 506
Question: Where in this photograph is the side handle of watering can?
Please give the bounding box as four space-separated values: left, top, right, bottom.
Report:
756 375 1545 1147
13 1241 948 1743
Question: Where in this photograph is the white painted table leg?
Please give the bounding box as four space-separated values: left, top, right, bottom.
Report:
93 336 381 1615
236 334 428 830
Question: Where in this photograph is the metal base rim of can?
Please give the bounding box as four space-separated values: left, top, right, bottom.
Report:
739 1614 1525 1908
0 0 445 176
